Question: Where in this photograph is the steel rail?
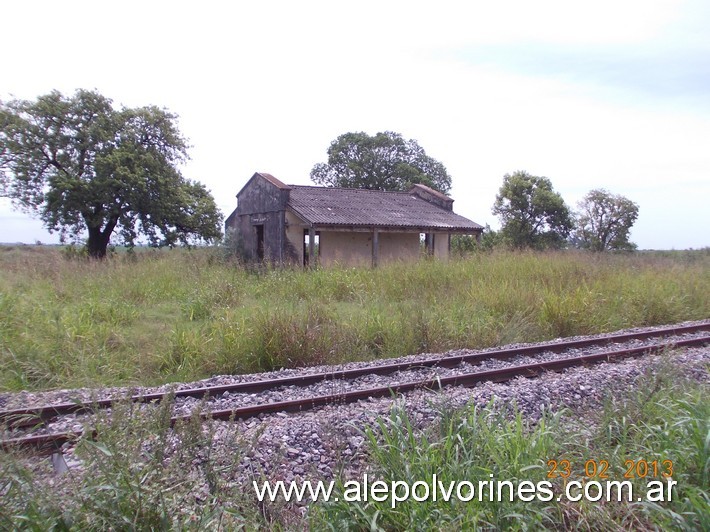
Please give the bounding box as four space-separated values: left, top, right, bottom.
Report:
3 333 708 456
2 321 708 430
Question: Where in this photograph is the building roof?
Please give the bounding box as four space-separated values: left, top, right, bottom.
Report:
286 185 483 232
256 172 291 190
236 172 291 198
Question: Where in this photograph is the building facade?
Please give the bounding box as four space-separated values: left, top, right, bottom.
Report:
225 172 483 267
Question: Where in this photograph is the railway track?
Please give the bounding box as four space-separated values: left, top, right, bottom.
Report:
2 321 709 456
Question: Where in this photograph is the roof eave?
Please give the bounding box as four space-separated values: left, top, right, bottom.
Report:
302 223 483 233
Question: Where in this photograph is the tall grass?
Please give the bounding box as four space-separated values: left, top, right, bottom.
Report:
312 364 709 530
0 396 263 530
0 246 708 390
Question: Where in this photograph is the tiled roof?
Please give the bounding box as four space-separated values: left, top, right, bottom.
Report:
287 186 482 231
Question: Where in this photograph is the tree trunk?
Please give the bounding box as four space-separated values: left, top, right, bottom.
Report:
86 216 118 259
87 226 110 259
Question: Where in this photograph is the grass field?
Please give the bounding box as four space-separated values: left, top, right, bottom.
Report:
0 245 708 391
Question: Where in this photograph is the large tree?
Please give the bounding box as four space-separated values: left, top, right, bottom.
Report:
310 131 452 193
0 89 222 258
492 170 573 250
573 189 639 251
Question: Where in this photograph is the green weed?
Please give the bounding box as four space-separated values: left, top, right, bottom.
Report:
312 364 709 530
0 247 708 390
0 396 263 530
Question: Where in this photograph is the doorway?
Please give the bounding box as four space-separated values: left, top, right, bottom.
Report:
255 224 264 260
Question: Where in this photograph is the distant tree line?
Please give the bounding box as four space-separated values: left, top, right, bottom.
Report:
1 97 640 259
490 170 639 252
312 132 640 253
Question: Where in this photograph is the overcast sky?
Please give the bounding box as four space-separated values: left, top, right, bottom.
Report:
2 0 708 249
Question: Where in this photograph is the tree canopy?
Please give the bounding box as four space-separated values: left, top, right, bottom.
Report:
0 89 222 258
310 131 452 193
492 171 573 250
573 189 639 251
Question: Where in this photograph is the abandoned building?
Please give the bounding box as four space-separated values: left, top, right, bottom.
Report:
225 172 483 267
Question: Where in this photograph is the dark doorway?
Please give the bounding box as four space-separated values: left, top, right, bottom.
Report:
422 232 435 255
255 224 264 260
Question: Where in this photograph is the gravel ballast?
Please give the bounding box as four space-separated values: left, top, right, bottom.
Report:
2 321 707 493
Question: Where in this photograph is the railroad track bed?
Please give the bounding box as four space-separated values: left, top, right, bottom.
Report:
237 345 710 483
2 319 708 415
1 320 709 456
4 343 709 493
